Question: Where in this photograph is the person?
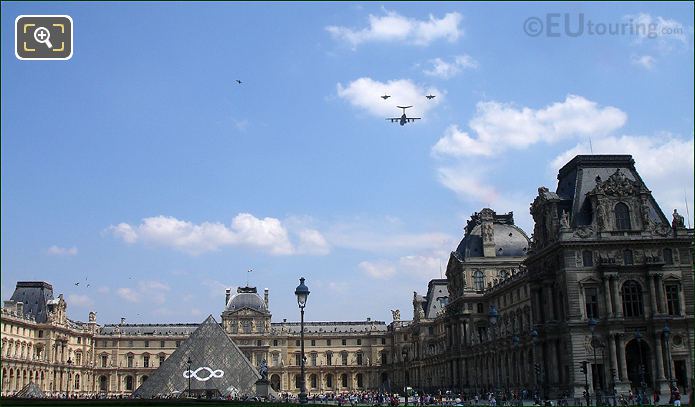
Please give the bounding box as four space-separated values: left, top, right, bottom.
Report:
673 387 681 407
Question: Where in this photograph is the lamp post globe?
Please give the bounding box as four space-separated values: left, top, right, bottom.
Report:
295 277 310 404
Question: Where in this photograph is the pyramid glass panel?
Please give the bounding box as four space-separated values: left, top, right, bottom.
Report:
133 315 260 398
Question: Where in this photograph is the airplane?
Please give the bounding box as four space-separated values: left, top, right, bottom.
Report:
387 106 421 126
381 94 391 100
235 79 242 84
426 94 436 100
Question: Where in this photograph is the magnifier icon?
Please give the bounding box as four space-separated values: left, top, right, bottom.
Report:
34 26 53 49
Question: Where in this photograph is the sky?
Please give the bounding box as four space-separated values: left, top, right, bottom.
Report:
2 2 693 326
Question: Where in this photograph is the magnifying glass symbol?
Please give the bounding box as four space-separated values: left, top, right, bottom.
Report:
34 27 53 49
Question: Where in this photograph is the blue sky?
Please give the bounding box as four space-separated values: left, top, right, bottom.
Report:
2 2 693 325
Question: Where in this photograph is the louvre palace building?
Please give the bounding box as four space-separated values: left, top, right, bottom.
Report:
1 155 693 399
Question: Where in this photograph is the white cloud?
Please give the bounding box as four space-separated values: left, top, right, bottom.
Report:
359 261 396 279
108 213 329 256
337 77 441 118
432 95 627 158
631 54 656 69
436 166 500 203
97 286 110 294
328 228 453 254
67 294 93 308
117 288 139 303
423 54 478 79
551 133 695 221
624 13 689 48
47 245 78 256
327 11 462 48
117 280 171 305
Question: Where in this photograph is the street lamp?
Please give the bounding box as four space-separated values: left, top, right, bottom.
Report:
634 331 646 406
401 348 409 406
512 335 520 406
187 357 192 398
66 357 73 399
531 329 541 401
295 277 310 404
488 305 499 398
663 324 674 400
588 319 599 406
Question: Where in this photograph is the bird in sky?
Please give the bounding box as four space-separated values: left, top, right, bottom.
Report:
235 79 243 84
426 94 436 100
74 282 79 286
381 94 391 100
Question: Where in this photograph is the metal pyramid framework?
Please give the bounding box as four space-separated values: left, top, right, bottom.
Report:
15 381 46 398
133 314 260 398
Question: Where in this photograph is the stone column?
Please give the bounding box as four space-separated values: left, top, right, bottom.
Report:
608 333 619 387
603 277 614 318
617 334 628 382
648 275 658 316
653 334 666 381
611 277 623 318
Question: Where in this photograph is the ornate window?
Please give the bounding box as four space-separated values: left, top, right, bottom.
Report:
622 280 643 317
75 352 82 366
665 284 681 315
159 354 165 365
294 353 302 366
326 352 333 366
125 375 133 391
663 248 673 265
357 373 364 388
295 375 301 389
74 374 80 390
271 352 279 367
380 352 387 365
584 287 599 319
357 339 361 345
341 373 348 388
242 319 252 334
582 251 594 267
473 271 485 291
326 374 333 388
356 352 363 365
143 355 150 368
623 249 634 265
311 352 317 366
615 203 631 230
341 351 348 365
100 354 108 368
127 353 134 368
310 374 317 389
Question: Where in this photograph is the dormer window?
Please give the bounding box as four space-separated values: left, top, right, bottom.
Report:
615 203 631 230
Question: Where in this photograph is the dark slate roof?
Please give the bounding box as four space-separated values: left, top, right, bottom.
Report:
456 214 530 260
271 320 387 334
100 324 199 336
9 282 54 323
226 292 267 313
556 155 669 226
424 280 449 319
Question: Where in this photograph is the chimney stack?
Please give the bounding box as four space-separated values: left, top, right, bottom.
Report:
120 317 126 325
225 288 231 306
264 288 269 307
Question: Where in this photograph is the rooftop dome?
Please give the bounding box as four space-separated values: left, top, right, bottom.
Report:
455 209 530 259
225 287 267 312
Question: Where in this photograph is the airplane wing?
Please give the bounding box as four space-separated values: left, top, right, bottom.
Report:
407 118 421 122
387 118 400 122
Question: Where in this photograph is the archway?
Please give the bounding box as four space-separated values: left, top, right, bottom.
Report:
625 339 651 388
270 374 281 391
99 375 108 392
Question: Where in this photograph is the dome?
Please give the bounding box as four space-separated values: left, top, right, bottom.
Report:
456 215 530 259
225 291 267 312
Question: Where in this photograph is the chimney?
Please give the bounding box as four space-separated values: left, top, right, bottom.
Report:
367 317 371 322
225 289 231 306
120 317 126 325
264 288 269 307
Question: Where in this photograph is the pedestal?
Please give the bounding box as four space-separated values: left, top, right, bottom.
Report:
255 379 270 399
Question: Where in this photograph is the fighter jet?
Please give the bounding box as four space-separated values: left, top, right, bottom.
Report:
426 94 436 100
235 80 243 84
387 106 421 126
381 94 391 100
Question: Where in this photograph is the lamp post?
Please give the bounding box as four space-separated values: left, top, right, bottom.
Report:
531 329 541 401
488 305 499 398
663 324 674 401
295 277 310 404
588 319 600 406
187 357 192 398
634 331 646 406
401 348 409 406
66 357 73 399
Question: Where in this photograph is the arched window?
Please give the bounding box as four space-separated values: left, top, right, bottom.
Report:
310 374 317 389
623 249 634 265
326 373 333 388
663 248 673 265
74 374 80 390
615 203 631 230
125 375 133 391
356 373 364 388
582 251 594 267
473 271 485 291
99 375 108 392
341 373 348 388
622 280 644 317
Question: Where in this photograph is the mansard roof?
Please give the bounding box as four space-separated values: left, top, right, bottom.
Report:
9 281 54 323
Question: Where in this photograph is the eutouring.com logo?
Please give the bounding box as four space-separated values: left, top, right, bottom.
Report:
523 13 684 39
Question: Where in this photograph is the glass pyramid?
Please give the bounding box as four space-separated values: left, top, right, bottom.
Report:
133 314 260 398
15 382 46 398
